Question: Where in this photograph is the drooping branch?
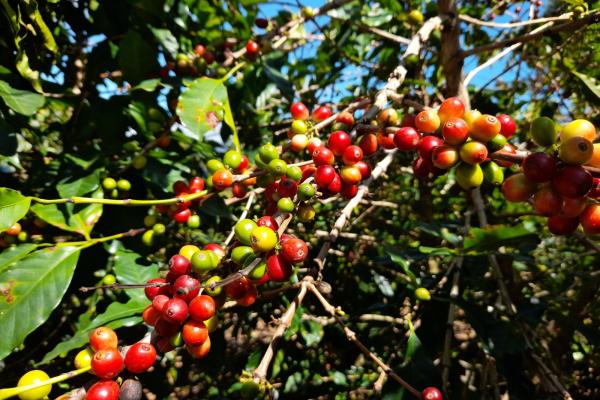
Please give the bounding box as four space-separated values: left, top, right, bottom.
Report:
459 12 573 29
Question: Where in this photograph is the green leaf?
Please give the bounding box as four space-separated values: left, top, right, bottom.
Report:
131 78 163 92
38 297 146 364
0 246 81 360
386 249 418 284
0 81 45 115
300 320 324 347
571 70 600 101
150 28 179 58
0 244 37 274
57 170 101 198
262 63 295 100
176 77 237 141
463 224 537 252
118 30 159 84
112 247 159 301
0 188 31 233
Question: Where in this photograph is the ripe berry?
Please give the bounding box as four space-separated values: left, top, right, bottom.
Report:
471 114 501 142
421 387 442 400
255 18 269 28
17 370 51 400
459 141 488 165
194 44 206 56
142 305 161 326
327 173 342 194
315 165 336 188
340 165 362 185
235 155 249 173
552 166 592 199
355 161 371 180
124 343 157 374
412 157 437 180
502 173 536 202
418 135 444 159
281 238 308 264
580 204 600 235
312 105 333 122
558 136 593 165
495 143 518 168
497 114 517 138
232 182 248 198
377 131 396 150
328 131 351 156
173 208 192 223
415 109 441 133
6 222 22 236
250 226 278 252
277 179 298 198
442 118 469 145
341 184 359 199
307 137 323 154
152 294 170 312
237 284 258 306
162 298 189 324
257 216 279 231
548 215 579 236
212 169 233 190
172 275 200 303
359 133 378 155
245 40 260 56
431 145 459 169
532 186 562 216
394 127 421 151
560 197 587 218
336 111 355 127
86 380 120 400
187 336 211 359
182 320 209 345
290 102 309 120
438 97 465 123
522 152 557 183
154 318 179 337
89 327 118 351
225 276 252 299
267 252 293 281
189 295 216 321
312 146 335 166
91 348 124 379
342 145 363 165
169 255 191 278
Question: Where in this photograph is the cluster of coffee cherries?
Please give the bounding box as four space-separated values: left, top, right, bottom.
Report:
204 150 250 195
142 244 222 358
0 222 25 247
101 177 132 199
502 118 600 235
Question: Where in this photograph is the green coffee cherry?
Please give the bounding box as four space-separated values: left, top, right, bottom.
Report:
286 166 303 181
414 287 431 301
153 223 166 235
117 179 131 192
455 163 484 190
530 116 558 147
277 197 295 213
223 150 242 169
102 177 117 190
207 159 225 173
268 159 287 176
482 161 504 186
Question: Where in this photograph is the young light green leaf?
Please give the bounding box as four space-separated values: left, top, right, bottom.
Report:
0 81 45 115
0 246 81 360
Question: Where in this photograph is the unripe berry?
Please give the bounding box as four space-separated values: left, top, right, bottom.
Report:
431 145 459 169
459 141 488 165
415 109 440 133
471 114 501 142
502 173 536 202
558 136 593 165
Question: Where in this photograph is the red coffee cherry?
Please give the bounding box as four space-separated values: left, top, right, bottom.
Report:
187 336 211 359
377 131 396 150
290 102 309 120
142 306 161 326
552 166 592 199
172 180 188 195
144 278 169 301
438 97 465 122
89 327 118 351
91 348 124 379
172 275 200 303
232 182 248 198
173 208 192 223
189 295 216 322
224 276 252 300
328 131 351 156
257 215 279 231
312 105 333 122
237 284 258 306
415 109 441 133
341 184 359 199
124 343 157 374
281 238 309 264
502 173 536 202
277 179 298 198
86 380 120 400
312 146 335 166
169 255 191 278
152 294 170 312
336 111 355 127
245 40 260 56
522 152 557 183
315 165 336 188
161 298 189 324
327 173 342 194
342 145 363 165
417 135 444 160
212 169 233 190
580 204 600 235
421 386 443 400
394 127 421 151
548 215 580 236
358 133 378 155
497 114 517 138
154 318 179 337
355 161 371 180
182 320 209 345
442 118 469 145
266 252 293 282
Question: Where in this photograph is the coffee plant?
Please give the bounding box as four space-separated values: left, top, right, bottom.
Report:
0 0 599 399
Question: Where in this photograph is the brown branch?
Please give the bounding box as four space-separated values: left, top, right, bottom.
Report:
459 12 573 29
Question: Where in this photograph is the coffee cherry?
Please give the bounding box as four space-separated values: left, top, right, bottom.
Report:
482 161 504 186
162 298 188 324
251 226 278 252
340 165 362 185
281 238 308 263
341 184 358 199
154 317 179 337
259 143 280 162
17 370 51 400
187 335 211 359
336 111 355 127
172 275 201 303
290 102 309 121
418 135 444 159
415 110 441 133
255 18 269 28
359 133 378 155
377 131 396 150
91 348 124 379
277 197 295 213
290 134 309 152
245 40 260 56
275 179 297 199
179 244 200 260
119 379 142 400
502 173 536 202
463 109 481 130
560 197 587 218
267 252 293 281
315 165 336 188
152 223 166 235
74 347 93 369
207 159 225 173
442 118 469 145
552 166 592 199
561 119 596 143
189 295 216 321
286 166 303 182
307 137 323 154
455 163 484 190
203 276 223 296
522 152 557 183
548 215 579 235
532 186 562 216
394 127 421 150
225 276 252 299
117 179 131 192
124 343 156 374
257 216 279 231
142 305 160 326
86 380 120 400
471 114 501 142
487 133 508 152
342 145 363 165
354 161 371 180
438 97 465 123
231 246 254 266
169 255 191 278
173 208 191 224
431 145 459 169
212 169 233 190
328 131 351 156
191 250 218 275
182 320 208 345
327 173 342 194
530 117 558 147
90 327 118 351
223 150 243 169
291 119 308 135
580 204 600 235
298 182 316 199
312 146 335 166
249 258 268 282
231 182 247 198
421 386 442 400
152 294 170 312
102 178 117 191
298 203 316 221
559 136 593 165
235 219 258 245
497 114 517 138
414 287 431 301
459 141 488 165
312 105 333 122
